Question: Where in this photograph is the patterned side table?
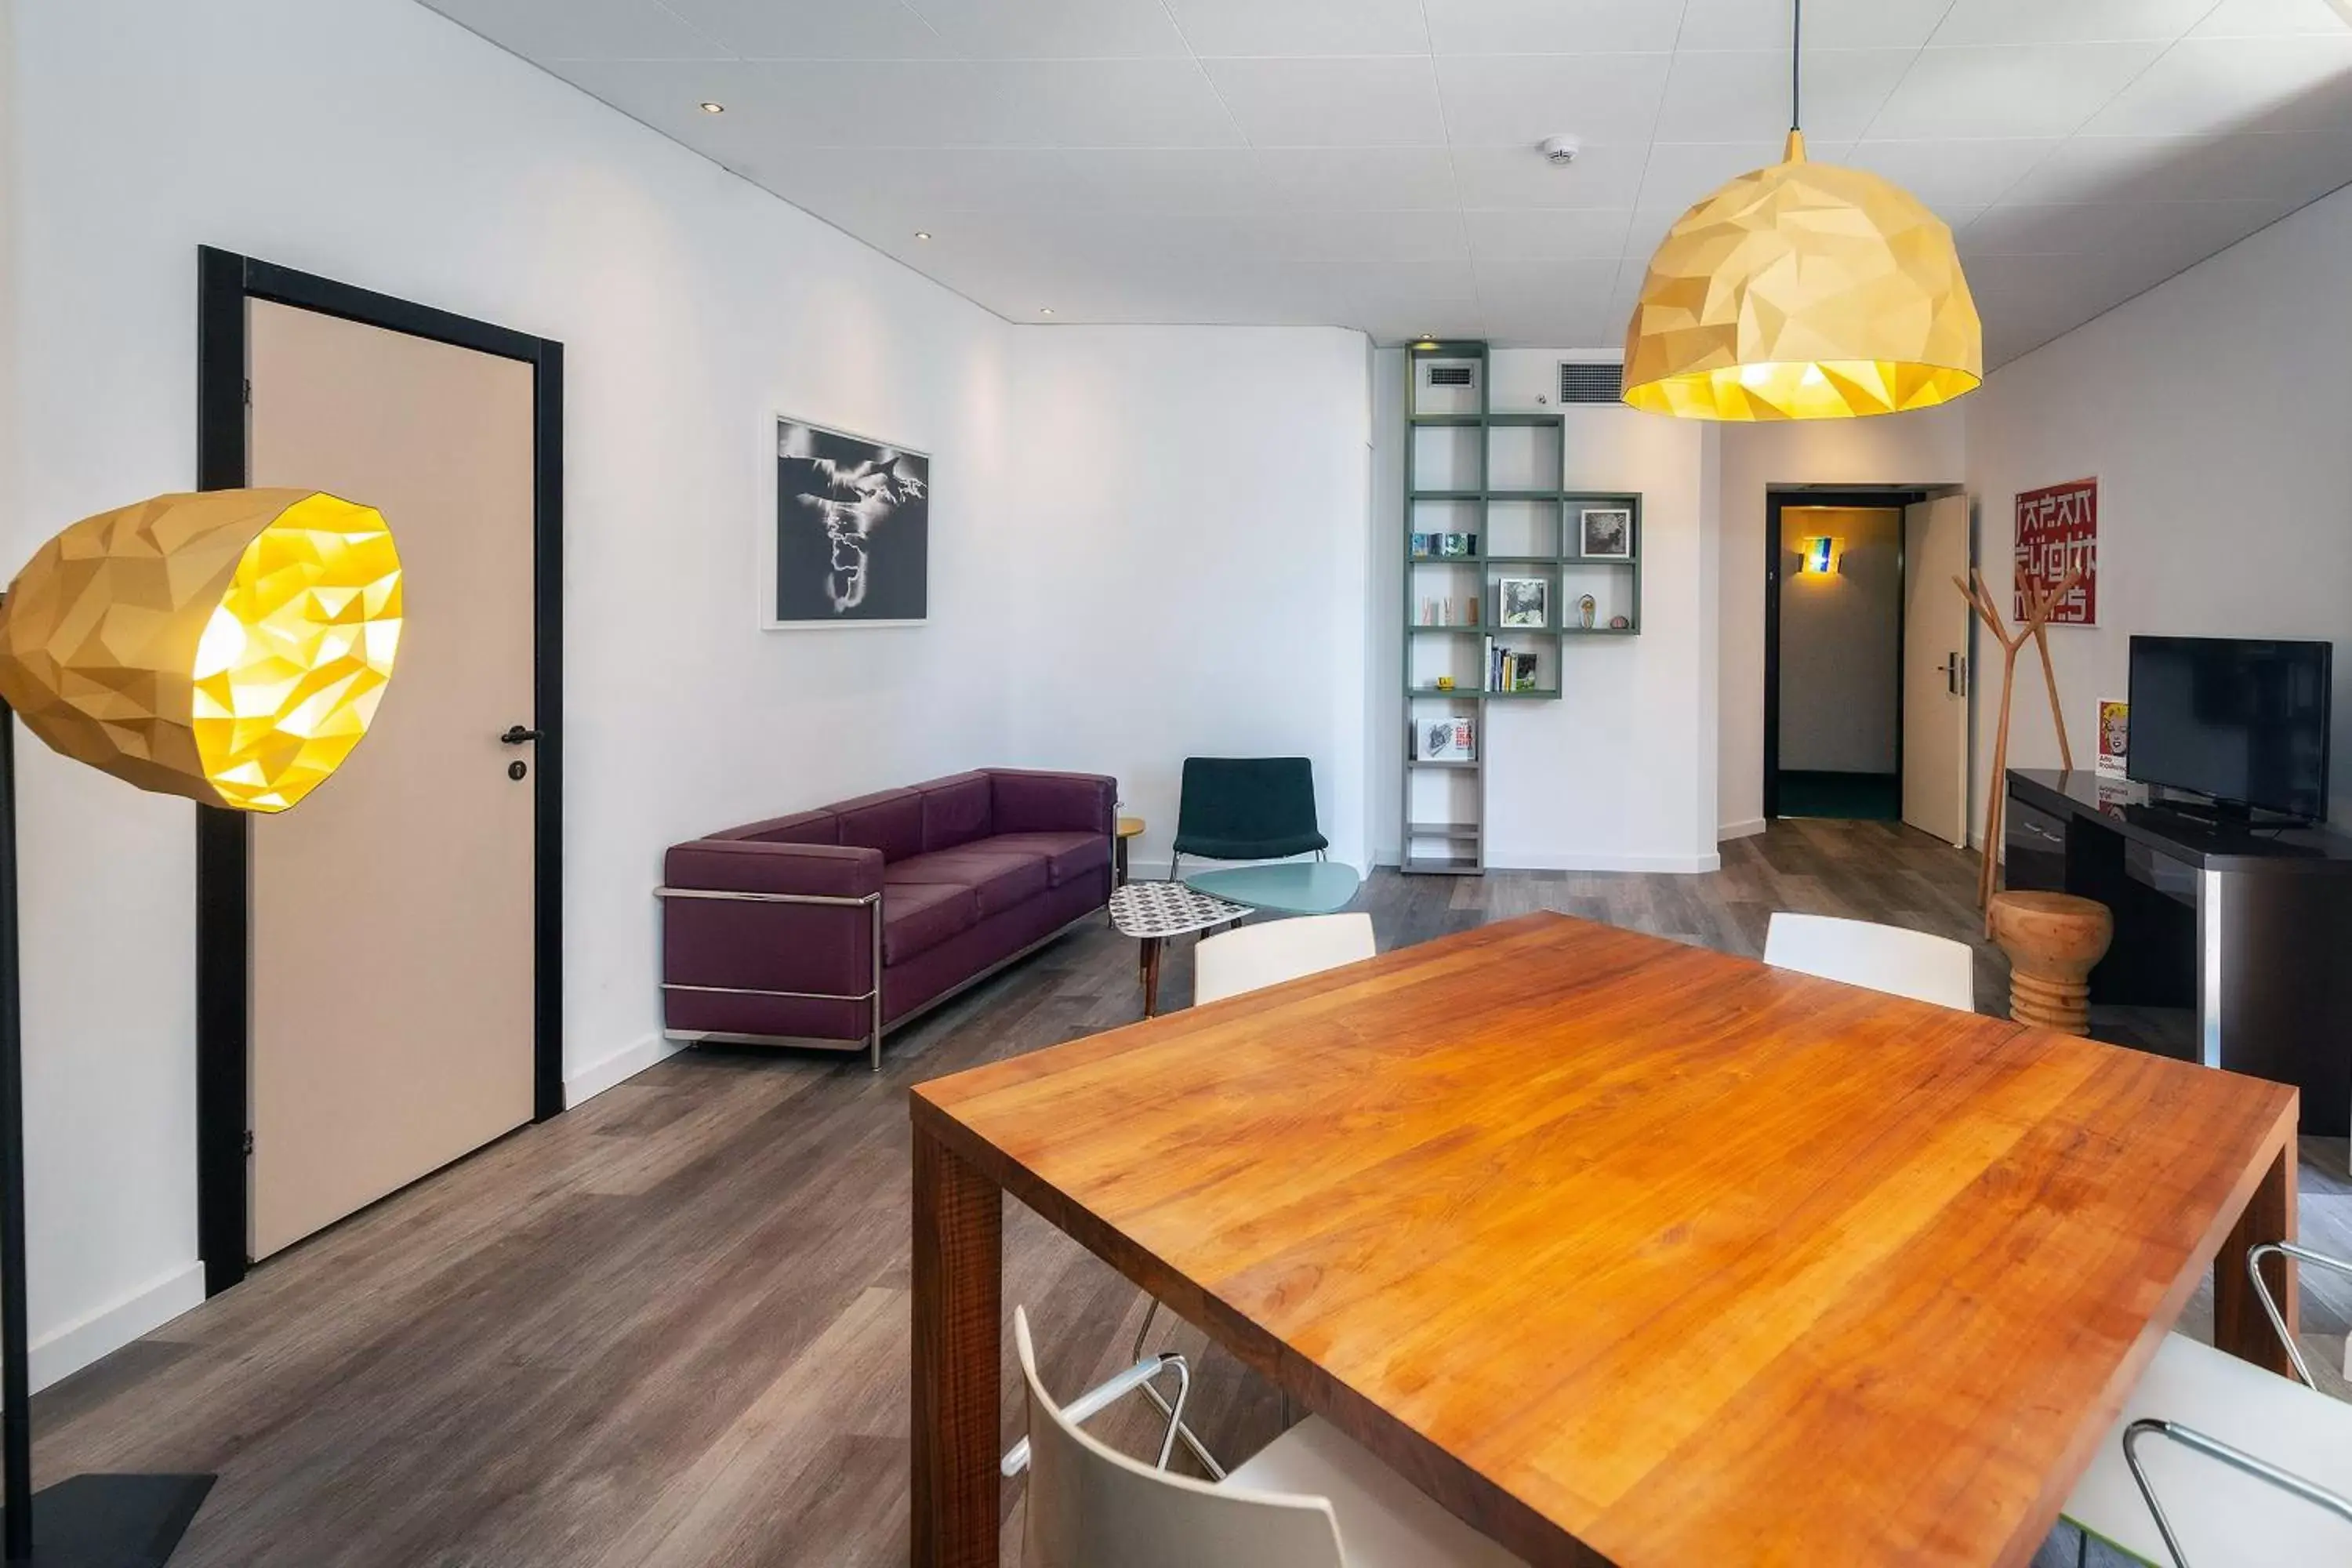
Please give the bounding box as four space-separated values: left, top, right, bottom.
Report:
1109 880 1249 1016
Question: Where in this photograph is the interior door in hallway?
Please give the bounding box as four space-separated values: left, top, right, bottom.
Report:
1903 495 1972 847
245 299 538 1260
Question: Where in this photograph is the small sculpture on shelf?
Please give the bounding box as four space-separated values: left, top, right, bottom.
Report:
1578 594 1597 630
1609 615 1630 630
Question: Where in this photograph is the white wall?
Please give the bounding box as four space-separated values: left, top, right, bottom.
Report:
1005 327 1371 879
5 0 1372 1383
1370 350 1719 873
1715 409 1969 837
1964 181 2352 833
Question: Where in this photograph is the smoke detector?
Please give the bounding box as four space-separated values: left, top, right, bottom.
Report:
1537 135 1581 167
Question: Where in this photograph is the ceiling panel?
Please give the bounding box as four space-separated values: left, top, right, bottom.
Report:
905 0 1191 59
436 0 726 60
1653 48 1916 142
1838 136 2057 208
419 0 2352 363
1433 53 1675 147
655 0 944 59
1928 0 2218 46
1864 43 2170 139
1464 207 1637 260
1422 0 1688 56
2078 35 2352 135
1165 0 1430 56
1677 0 1956 51
1007 60 1247 147
1200 56 1447 147
1447 143 1653 208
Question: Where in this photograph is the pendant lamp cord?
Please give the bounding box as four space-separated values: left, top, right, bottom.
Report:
1790 0 1802 132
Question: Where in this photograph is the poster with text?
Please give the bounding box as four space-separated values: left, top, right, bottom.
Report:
2013 477 2096 626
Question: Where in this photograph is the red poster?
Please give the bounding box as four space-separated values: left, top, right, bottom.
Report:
2013 477 2097 626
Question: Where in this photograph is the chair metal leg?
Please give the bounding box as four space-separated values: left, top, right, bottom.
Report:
1129 1295 1226 1479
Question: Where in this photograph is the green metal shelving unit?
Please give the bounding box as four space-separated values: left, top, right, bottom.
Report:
1401 340 1643 876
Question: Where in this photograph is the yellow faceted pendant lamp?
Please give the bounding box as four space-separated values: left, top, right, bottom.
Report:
0 488 404 812
1621 1 1981 420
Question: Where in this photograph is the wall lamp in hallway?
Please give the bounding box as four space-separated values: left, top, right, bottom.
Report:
1798 535 1843 576
0 488 405 1563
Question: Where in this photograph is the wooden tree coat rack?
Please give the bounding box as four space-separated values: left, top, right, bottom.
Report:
1954 565 2084 929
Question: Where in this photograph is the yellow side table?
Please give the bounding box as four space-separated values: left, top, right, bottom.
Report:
1115 815 1145 887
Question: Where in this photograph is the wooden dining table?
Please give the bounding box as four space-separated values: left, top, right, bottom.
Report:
909 912 2300 1566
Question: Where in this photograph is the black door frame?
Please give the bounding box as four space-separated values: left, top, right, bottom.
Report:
1762 487 1927 822
194 246 564 1295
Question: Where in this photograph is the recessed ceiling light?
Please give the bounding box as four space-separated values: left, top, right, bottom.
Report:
914 231 932 241
698 101 725 114
1039 307 1055 316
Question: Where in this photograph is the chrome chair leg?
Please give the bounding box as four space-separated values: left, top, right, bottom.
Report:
1129 1297 1226 1479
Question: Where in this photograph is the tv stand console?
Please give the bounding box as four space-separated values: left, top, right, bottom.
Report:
2006 768 2352 1134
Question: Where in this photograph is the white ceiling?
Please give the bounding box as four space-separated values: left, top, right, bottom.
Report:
419 0 2352 367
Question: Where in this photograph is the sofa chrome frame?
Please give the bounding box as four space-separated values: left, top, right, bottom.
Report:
654 886 884 1069
2116 1240 2352 1567
653 892 1102 1073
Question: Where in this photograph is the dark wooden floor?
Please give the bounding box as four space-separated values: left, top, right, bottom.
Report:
35 820 2351 1566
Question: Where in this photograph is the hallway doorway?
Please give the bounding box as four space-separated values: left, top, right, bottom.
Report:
1763 486 1972 841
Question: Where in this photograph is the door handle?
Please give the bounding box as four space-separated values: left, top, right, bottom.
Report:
499 725 543 746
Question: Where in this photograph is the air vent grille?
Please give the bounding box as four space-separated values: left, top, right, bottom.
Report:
1559 361 1624 404
1425 364 1476 388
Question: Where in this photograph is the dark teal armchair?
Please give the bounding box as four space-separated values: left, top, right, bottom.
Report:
1171 757 1327 880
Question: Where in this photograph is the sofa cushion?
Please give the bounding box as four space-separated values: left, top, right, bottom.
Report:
882 881 978 965
918 771 993 853
713 808 838 846
835 788 924 862
887 846 1050 917
982 831 1110 888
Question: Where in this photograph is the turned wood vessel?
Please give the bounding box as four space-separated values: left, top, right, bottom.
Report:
1990 889 2114 1036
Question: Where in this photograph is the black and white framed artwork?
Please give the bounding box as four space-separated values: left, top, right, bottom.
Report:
1579 506 1632 560
767 416 930 627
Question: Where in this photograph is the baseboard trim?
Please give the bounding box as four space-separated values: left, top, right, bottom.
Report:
1719 818 1766 842
1484 850 1722 874
32 1261 205 1392
564 1032 684 1108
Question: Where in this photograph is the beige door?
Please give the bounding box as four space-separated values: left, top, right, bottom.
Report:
245 299 538 1259
1903 495 1972 847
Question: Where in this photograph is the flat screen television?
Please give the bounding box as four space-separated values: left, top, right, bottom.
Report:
2127 635 2332 822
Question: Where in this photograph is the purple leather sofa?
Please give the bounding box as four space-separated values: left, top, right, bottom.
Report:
659 768 1116 1069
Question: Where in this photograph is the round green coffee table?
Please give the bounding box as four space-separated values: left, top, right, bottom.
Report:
1181 860 1362 916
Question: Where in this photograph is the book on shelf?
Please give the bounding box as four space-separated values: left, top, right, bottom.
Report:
1486 640 1541 692
1417 716 1475 761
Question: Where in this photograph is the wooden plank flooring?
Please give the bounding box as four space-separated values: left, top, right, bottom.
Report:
32 820 2352 1566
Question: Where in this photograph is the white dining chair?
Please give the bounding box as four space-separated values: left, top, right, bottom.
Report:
1195 913 1377 1006
1762 911 1975 1011
1006 1305 1524 1568
2055 1244 2352 1566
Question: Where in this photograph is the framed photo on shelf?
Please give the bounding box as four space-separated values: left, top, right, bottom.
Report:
766 415 931 629
1579 506 1632 559
1497 577 1548 628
